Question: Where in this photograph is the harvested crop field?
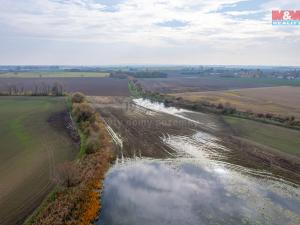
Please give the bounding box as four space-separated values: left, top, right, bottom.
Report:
0 72 109 78
0 77 130 96
139 77 279 93
171 86 300 119
0 97 78 225
90 96 221 159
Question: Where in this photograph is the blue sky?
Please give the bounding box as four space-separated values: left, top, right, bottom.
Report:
0 0 299 66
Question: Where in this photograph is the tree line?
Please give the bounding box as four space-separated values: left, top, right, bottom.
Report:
0 82 65 96
110 71 167 79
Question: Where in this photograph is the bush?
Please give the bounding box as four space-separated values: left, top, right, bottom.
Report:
86 137 101 154
265 113 273 119
222 106 237 115
71 92 86 103
72 103 95 123
217 103 224 109
54 161 80 187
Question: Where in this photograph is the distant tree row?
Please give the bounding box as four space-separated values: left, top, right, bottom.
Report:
110 71 167 79
0 82 65 96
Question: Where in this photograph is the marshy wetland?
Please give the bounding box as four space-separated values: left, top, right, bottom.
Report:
91 97 300 225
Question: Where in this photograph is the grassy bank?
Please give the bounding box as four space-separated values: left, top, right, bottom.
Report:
224 116 300 157
26 93 115 225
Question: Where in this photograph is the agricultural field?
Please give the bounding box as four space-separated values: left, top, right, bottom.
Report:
139 76 300 93
0 97 78 225
0 72 110 78
224 116 300 157
91 96 300 225
171 86 300 119
91 96 300 172
0 77 130 96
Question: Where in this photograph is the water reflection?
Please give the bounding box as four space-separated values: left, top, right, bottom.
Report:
97 99 300 225
96 160 300 225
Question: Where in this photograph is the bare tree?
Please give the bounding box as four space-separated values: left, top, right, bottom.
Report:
52 82 64 96
33 83 39 96
54 161 80 187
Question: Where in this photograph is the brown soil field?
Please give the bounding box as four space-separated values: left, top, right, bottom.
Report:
0 78 130 96
90 96 300 184
140 77 275 93
90 96 219 158
0 97 78 225
171 86 300 119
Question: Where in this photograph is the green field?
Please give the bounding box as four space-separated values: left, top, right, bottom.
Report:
0 97 78 225
0 71 110 78
224 116 300 157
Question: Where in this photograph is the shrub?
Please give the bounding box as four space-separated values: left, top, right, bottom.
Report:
71 92 86 103
257 113 264 118
246 109 253 115
54 161 80 187
72 103 95 123
265 113 273 119
217 103 224 109
222 106 237 115
86 137 101 154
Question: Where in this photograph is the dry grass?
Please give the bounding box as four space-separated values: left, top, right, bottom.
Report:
171 86 300 119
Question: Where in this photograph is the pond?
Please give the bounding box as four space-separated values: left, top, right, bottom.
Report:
97 158 299 225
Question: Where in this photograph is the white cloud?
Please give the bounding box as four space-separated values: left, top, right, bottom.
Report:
0 0 299 65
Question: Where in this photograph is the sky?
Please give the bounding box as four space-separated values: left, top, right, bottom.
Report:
0 0 299 66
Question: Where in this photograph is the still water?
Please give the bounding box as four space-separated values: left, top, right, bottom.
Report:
96 99 300 225
97 159 299 225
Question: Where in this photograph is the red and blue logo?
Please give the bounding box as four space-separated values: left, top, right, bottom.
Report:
272 10 300 25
